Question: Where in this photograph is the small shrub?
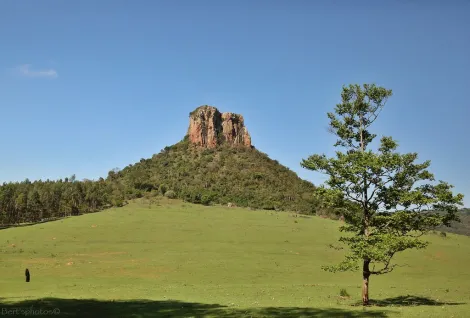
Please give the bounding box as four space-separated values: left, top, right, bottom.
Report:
159 184 168 195
164 190 176 199
113 198 125 207
440 231 447 238
201 195 212 206
339 289 350 298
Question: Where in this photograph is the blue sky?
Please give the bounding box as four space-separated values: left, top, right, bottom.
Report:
0 0 469 207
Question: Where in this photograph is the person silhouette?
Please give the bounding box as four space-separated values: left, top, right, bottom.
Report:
25 268 30 282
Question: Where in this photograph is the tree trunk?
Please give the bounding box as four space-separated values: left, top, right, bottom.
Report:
362 259 371 305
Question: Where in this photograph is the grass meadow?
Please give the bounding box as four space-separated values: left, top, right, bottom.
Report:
1 198 469 317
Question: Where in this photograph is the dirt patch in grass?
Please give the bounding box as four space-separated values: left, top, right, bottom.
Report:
425 251 447 261
433 251 447 260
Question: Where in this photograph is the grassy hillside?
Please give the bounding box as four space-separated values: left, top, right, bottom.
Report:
110 137 322 214
436 208 470 236
1 199 469 317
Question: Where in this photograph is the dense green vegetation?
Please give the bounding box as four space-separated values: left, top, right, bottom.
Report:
1 200 469 317
113 137 320 212
0 176 120 225
0 136 325 225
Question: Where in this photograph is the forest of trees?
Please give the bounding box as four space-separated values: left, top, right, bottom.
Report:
0 175 127 225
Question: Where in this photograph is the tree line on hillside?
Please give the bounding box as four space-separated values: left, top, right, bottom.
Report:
0 175 126 225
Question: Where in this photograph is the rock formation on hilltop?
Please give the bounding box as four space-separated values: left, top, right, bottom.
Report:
187 106 252 148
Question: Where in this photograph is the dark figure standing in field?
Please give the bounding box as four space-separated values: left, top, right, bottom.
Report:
25 268 30 282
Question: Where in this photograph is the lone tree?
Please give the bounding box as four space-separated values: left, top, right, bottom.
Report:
301 84 464 305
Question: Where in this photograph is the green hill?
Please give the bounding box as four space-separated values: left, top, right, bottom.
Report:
109 136 321 213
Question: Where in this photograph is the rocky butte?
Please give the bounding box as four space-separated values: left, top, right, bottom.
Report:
187 105 252 148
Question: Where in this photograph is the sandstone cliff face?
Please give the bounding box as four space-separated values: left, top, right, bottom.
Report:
187 106 252 148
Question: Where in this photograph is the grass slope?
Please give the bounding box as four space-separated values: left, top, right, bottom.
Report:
1 199 469 317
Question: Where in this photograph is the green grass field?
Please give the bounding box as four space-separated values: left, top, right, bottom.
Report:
1 198 469 317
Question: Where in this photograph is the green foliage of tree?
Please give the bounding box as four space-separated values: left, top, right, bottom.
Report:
300 84 464 305
0 177 119 225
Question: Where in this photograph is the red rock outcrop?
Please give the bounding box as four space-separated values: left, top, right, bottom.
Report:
187 106 252 148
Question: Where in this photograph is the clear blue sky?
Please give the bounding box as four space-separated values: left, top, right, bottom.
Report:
1 0 469 207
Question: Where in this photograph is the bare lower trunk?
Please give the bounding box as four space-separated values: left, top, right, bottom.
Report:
362 259 371 305
360 114 371 306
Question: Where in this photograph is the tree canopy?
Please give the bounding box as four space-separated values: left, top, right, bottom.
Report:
301 83 464 305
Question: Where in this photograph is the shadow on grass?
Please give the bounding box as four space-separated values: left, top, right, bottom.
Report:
0 217 70 230
358 295 465 307
0 297 392 317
